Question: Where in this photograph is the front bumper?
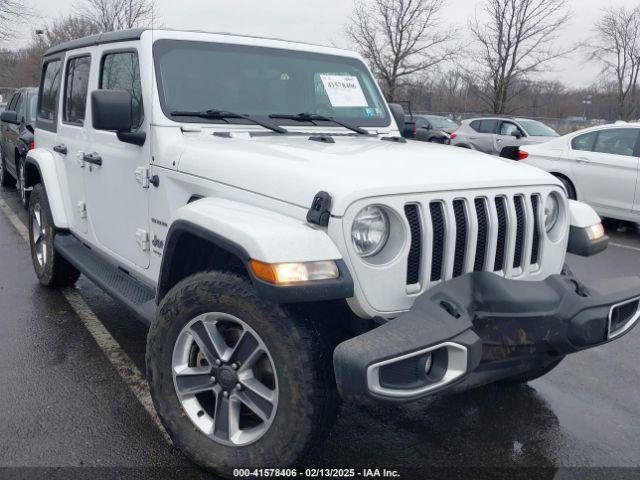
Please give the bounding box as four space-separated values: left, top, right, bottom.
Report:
333 272 640 403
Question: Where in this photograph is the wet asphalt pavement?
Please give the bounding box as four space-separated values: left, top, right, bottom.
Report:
1 185 639 479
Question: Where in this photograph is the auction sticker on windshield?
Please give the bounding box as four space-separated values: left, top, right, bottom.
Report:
320 74 368 107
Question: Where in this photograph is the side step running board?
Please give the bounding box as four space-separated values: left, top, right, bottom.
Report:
54 234 156 324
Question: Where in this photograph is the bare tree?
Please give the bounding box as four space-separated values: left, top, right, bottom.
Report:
346 0 455 100
0 0 31 41
33 15 100 50
76 0 156 32
468 0 572 114
0 15 100 88
591 6 640 121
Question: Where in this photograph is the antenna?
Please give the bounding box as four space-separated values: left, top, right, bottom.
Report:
150 1 155 167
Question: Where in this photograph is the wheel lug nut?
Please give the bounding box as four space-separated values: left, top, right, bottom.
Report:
231 363 239 370
215 359 222 366
211 376 216 383
235 383 242 390
223 391 229 398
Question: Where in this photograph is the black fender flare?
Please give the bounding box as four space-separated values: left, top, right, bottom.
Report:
157 220 354 305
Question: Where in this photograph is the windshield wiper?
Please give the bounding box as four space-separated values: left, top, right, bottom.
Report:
170 109 288 134
269 112 370 135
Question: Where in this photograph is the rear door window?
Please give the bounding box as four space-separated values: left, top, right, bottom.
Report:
593 129 639 157
63 56 91 125
38 59 63 122
15 93 25 122
470 120 481 132
478 120 499 134
571 131 598 152
8 93 19 111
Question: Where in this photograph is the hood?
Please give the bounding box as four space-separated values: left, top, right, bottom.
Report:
177 133 560 216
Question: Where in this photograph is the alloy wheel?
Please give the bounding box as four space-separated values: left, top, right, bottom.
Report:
18 160 26 205
172 312 278 446
0 158 5 186
31 202 48 268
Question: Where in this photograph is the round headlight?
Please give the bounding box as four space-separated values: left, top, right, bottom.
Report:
544 194 560 233
351 206 390 257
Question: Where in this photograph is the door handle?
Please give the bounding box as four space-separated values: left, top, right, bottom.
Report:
576 157 590 164
53 144 67 155
469 136 478 140
496 138 504 143
83 153 103 166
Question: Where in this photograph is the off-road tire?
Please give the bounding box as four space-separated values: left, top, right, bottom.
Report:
0 155 15 188
499 357 564 385
28 184 80 287
147 271 339 477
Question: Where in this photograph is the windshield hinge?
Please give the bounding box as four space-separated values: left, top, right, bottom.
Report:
135 167 159 188
307 191 332 227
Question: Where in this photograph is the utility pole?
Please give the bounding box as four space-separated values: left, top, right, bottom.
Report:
582 95 593 121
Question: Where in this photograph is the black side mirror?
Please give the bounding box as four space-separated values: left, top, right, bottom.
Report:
388 103 405 132
511 130 523 139
1 110 18 124
91 90 145 146
92 89 132 131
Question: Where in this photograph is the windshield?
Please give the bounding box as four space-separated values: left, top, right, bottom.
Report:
427 117 458 130
153 40 390 128
517 119 559 137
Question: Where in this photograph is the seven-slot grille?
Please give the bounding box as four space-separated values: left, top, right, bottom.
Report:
405 194 542 285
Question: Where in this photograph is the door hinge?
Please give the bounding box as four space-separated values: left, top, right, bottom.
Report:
135 228 150 252
77 201 87 219
135 167 150 188
135 167 160 188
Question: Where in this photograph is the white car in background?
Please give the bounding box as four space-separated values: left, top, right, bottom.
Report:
520 123 640 223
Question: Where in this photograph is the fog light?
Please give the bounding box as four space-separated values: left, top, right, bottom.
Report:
586 223 605 241
249 259 339 284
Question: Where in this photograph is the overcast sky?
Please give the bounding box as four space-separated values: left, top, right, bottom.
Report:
13 0 636 88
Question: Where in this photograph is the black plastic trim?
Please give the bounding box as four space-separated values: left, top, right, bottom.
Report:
44 29 146 57
334 271 640 404
306 191 332 227
54 233 156 325
117 130 147 146
24 156 43 190
568 225 609 257
158 220 354 305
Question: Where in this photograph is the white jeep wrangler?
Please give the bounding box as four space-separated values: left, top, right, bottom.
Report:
26 29 640 475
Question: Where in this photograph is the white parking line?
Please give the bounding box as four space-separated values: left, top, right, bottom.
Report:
0 198 171 443
610 242 640 253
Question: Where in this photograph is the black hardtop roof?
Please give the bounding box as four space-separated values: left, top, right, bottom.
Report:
43 28 345 58
44 28 147 57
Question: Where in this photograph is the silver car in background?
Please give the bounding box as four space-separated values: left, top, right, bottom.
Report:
450 117 559 156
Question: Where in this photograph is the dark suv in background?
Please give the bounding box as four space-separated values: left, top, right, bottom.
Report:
403 114 459 144
0 87 37 208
